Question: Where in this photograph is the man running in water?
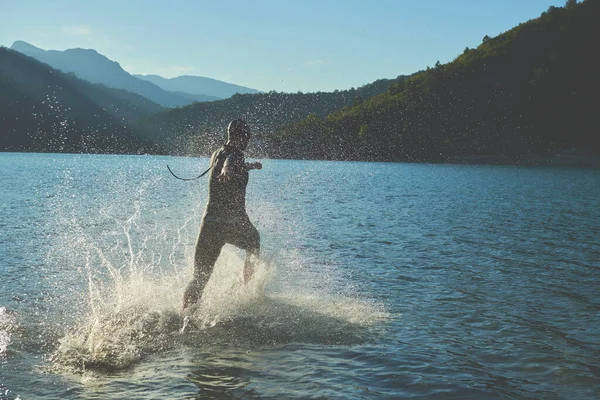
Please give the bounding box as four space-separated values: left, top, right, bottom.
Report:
183 119 262 310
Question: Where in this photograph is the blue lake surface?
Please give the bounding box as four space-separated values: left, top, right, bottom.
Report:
1 152 599 399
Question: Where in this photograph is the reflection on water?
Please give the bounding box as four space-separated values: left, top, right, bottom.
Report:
187 352 259 400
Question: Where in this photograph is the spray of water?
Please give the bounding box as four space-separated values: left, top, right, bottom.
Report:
43 163 387 373
0 307 14 358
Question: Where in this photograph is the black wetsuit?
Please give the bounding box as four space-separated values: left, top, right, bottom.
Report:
184 145 260 305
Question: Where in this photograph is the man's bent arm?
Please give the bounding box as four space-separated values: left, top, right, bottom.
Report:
217 153 246 181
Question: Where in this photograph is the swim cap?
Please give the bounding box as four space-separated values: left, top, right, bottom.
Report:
227 119 251 141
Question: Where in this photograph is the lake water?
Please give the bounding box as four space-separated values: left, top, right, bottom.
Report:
1 152 599 399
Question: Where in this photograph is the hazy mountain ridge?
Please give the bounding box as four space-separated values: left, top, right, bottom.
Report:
10 41 217 107
0 47 156 153
135 74 260 99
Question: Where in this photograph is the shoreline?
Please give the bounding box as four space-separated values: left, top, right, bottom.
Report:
1 150 599 168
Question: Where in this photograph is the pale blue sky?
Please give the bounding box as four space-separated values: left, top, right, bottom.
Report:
1 0 567 93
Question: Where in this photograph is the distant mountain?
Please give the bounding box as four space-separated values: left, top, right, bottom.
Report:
2 41 410 157
10 41 218 107
134 74 260 98
168 90 222 103
0 47 156 154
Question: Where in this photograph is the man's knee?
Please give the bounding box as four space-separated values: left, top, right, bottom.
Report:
194 239 223 271
250 230 260 250
247 223 260 249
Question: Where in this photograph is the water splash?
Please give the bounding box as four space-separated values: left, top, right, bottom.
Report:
44 169 387 373
0 307 14 358
48 202 190 372
51 238 386 373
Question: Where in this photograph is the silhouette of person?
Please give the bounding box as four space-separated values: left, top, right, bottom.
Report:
183 119 262 310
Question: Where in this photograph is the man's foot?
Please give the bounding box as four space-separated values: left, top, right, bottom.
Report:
180 315 191 334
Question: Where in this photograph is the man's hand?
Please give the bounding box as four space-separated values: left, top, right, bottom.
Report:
216 171 232 182
246 162 262 171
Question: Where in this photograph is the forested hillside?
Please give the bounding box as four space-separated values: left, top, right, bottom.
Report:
268 0 599 162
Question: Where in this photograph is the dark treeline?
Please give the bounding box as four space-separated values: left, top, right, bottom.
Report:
0 48 159 154
132 76 410 156
268 0 599 162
